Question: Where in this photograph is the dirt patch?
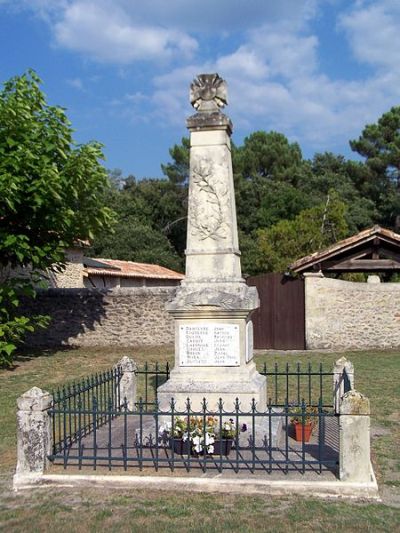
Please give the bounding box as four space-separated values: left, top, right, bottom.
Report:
387 411 400 423
371 424 391 438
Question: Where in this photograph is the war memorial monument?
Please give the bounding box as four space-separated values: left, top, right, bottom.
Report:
13 74 377 501
158 73 266 412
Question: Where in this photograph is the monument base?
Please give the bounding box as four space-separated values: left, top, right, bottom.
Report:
157 360 266 412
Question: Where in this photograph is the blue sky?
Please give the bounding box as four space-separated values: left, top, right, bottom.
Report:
1 0 400 179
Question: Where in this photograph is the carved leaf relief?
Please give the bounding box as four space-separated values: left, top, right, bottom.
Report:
189 158 229 241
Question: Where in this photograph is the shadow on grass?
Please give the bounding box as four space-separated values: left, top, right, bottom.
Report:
12 346 79 365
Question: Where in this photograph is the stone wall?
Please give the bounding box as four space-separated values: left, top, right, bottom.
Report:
305 274 400 349
22 288 175 347
52 247 85 288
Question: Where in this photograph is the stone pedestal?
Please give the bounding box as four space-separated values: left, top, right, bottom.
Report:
158 305 266 412
339 390 372 483
15 387 53 476
114 356 137 411
158 74 266 413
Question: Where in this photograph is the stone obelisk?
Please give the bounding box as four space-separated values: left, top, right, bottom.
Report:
157 74 266 411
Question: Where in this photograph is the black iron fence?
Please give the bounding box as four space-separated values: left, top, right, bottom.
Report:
51 366 123 455
136 361 170 405
50 362 171 454
260 362 333 408
48 397 338 474
48 360 338 475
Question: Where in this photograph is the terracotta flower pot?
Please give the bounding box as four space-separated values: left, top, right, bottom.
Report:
293 422 313 442
213 439 233 455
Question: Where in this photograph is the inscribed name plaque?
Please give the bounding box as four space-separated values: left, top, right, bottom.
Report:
179 323 240 366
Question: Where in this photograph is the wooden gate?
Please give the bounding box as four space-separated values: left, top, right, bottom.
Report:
246 273 305 350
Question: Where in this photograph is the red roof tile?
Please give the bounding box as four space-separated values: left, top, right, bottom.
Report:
84 259 184 280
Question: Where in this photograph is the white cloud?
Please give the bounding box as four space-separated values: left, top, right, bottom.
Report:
144 2 400 155
4 0 317 64
215 47 269 80
125 92 149 104
5 0 400 157
76 0 318 34
151 65 202 126
53 2 197 64
67 77 83 90
339 0 400 71
249 28 319 78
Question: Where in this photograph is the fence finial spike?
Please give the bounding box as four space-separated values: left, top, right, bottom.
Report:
202 397 207 411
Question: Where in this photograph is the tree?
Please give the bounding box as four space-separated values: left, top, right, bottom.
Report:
302 152 376 232
90 173 187 266
93 112 400 281
350 106 400 228
161 137 190 185
0 70 114 365
89 215 183 271
251 191 348 274
232 131 310 233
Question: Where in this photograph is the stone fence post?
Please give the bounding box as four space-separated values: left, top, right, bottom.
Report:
333 356 354 414
115 356 137 411
16 387 53 477
339 390 371 483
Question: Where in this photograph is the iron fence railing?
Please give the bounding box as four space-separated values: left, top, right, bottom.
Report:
135 361 170 405
133 361 333 409
50 362 171 454
49 360 337 473
259 362 334 408
48 397 337 475
51 366 123 454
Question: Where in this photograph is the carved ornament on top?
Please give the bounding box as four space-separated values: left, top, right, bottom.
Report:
190 73 228 113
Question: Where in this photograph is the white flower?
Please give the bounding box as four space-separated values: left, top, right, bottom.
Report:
158 421 171 436
192 433 215 453
192 435 202 453
204 433 215 446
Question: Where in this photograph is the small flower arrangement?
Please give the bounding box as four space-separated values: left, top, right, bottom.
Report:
159 416 247 454
189 416 218 453
171 417 190 439
159 416 217 452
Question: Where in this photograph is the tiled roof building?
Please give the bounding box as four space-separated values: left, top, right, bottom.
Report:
52 245 183 288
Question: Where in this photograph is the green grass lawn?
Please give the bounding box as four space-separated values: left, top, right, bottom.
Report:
0 347 399 532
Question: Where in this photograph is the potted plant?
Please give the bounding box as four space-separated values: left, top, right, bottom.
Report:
159 417 191 454
190 416 217 455
172 417 192 455
290 406 318 442
213 419 234 455
191 417 248 456
159 416 217 455
160 416 247 456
